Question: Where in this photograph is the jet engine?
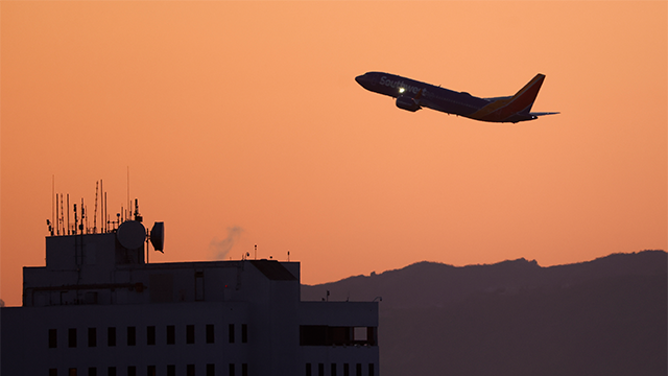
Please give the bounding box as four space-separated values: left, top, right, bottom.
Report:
395 95 421 112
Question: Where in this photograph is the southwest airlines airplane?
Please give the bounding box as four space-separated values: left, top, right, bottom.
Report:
355 72 559 123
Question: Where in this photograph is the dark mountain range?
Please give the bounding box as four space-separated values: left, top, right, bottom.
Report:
302 250 667 376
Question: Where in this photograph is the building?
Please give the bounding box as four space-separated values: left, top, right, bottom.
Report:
1 213 378 376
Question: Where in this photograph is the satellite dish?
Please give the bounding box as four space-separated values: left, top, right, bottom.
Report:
117 220 146 250
150 222 165 252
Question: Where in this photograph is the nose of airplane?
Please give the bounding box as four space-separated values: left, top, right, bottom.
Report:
355 74 370 88
355 74 364 85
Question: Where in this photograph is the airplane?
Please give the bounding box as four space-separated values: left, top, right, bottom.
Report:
355 72 559 123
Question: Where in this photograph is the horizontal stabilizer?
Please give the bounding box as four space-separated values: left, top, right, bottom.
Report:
530 112 560 117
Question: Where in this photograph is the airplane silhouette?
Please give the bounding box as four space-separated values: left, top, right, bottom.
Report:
355 72 559 123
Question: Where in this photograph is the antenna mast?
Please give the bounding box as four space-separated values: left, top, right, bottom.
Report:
93 181 99 234
51 176 55 236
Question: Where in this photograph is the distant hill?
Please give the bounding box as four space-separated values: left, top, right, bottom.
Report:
302 250 667 376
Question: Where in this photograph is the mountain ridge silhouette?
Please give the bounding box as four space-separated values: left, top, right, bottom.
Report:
302 250 667 376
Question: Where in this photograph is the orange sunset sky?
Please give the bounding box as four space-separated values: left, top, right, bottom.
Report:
1 1 666 307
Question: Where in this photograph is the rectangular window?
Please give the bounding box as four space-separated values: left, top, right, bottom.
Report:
241 364 247 376
88 368 97 376
206 364 215 376
127 327 136 346
206 324 214 344
166 325 175 345
368 363 375 376
49 369 58 376
356 364 362 376
241 324 247 343
147 366 156 376
167 365 175 376
305 363 312 376
318 363 324 376
68 328 77 348
147 326 155 345
88 328 97 347
69 369 77 376
107 327 116 347
49 329 57 348
228 364 235 376
343 364 349 376
107 367 116 376
187 364 195 376
127 366 136 376
186 325 195 344
228 324 235 343
331 364 337 376
195 271 204 301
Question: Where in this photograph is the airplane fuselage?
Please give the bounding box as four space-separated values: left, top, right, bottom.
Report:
355 72 555 123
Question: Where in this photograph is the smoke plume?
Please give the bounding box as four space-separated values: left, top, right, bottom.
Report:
210 226 244 260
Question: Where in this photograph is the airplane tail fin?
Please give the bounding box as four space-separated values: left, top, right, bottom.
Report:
508 73 545 114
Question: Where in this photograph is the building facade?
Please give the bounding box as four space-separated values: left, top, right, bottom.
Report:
1 220 378 376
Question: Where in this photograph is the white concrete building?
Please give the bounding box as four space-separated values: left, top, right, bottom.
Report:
1 218 378 376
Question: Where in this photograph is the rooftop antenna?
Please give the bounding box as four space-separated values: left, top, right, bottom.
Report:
80 198 85 233
287 251 290 262
55 193 59 236
101 179 104 232
59 194 64 235
67 194 70 235
254 244 257 260
73 203 78 235
134 198 142 222
51 176 55 235
93 181 99 234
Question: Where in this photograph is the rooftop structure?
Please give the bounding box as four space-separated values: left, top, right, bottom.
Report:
1 203 378 376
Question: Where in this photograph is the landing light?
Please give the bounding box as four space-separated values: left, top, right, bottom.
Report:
399 87 405 93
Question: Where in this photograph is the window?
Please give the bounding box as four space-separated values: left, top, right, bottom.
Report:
206 364 215 376
167 365 175 376
195 271 204 301
318 363 324 376
331 364 337 376
186 325 195 344
127 366 136 376
88 368 97 376
228 324 235 343
166 325 175 345
241 324 247 343
147 366 156 376
49 369 58 376
107 367 116 376
241 364 247 376
68 328 77 348
187 364 195 376
147 326 155 345
343 364 349 376
206 324 214 344
368 363 375 376
88 328 97 347
127 327 136 346
305 363 312 376
69 369 77 376
107 327 116 347
228 364 235 376
356 364 362 376
49 329 57 348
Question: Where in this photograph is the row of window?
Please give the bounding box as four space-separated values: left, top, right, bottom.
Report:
49 363 248 376
48 324 248 348
305 363 375 376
